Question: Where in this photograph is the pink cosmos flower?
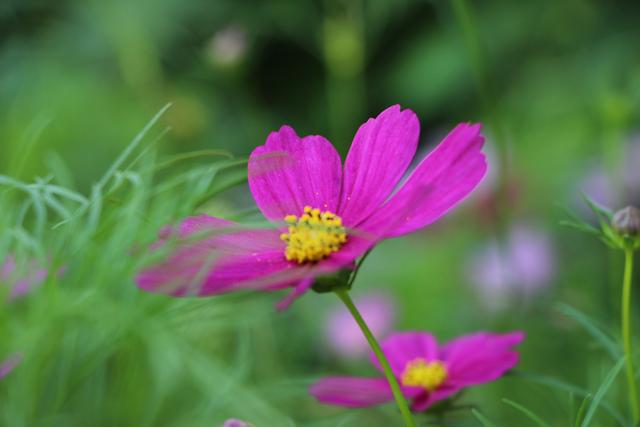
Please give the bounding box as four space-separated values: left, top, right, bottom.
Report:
325 292 395 358
0 353 22 380
310 331 524 411
137 105 487 308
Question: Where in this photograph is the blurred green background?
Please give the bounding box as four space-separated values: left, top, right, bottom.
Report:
1 0 640 425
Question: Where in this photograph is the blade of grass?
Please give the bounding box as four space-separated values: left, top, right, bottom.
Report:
154 149 233 171
580 357 626 427
557 303 621 360
512 370 626 426
96 103 172 190
502 398 551 427
472 409 499 427
574 395 592 427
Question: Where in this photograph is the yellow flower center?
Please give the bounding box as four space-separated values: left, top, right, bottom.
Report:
401 358 448 391
280 206 347 264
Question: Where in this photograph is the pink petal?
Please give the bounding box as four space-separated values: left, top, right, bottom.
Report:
315 229 378 271
248 126 342 222
410 384 462 412
275 277 314 311
309 377 394 408
440 331 524 387
338 105 420 227
370 332 439 377
136 215 302 296
361 123 486 238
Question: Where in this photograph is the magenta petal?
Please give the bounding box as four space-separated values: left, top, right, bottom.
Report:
440 331 524 387
275 277 314 311
339 105 420 227
316 230 378 272
370 332 439 377
361 123 486 238
248 126 342 222
136 215 302 296
410 384 462 412
309 377 394 407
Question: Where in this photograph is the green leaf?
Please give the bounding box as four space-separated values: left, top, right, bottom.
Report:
580 357 626 427
558 202 601 236
581 192 613 222
96 103 172 190
574 395 593 427
511 371 626 426
154 149 234 171
472 409 499 427
557 303 621 360
502 398 552 427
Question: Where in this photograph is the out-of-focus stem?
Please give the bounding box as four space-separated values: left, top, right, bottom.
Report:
335 289 416 427
322 0 366 145
622 247 639 423
451 0 510 237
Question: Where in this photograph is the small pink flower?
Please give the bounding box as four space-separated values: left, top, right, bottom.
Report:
310 331 524 412
0 353 22 380
325 292 395 358
137 105 487 308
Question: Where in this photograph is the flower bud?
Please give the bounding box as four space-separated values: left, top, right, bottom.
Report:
612 206 640 236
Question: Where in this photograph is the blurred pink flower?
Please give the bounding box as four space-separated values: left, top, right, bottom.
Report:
579 136 640 208
310 331 524 411
2 254 60 381
137 105 487 309
325 292 395 358
466 225 555 310
1 254 51 301
0 353 22 380
221 419 252 427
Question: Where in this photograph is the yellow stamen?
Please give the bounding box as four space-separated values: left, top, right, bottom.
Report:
280 205 347 264
401 358 448 391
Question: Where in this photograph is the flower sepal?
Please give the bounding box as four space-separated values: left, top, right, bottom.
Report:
311 269 352 293
563 195 640 251
419 391 466 418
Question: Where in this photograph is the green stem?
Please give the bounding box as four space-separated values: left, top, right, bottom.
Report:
335 289 416 427
622 248 639 423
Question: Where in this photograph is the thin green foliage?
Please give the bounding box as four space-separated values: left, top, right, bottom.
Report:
472 409 499 427
580 357 626 427
574 395 593 427
0 107 299 427
502 399 551 427
512 371 626 426
557 303 621 360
